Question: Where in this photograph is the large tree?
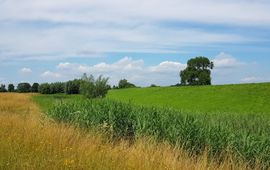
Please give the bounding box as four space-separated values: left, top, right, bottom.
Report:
17 83 31 93
31 83 39 93
0 84 7 92
180 57 214 85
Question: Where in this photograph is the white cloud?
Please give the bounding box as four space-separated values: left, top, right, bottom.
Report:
0 24 248 61
20 67 32 74
211 52 258 84
150 61 186 73
1 0 270 26
0 0 267 61
52 57 186 86
212 52 246 69
41 71 61 79
241 76 258 83
0 77 6 83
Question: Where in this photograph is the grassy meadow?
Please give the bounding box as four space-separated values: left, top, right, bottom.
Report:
1 83 270 169
1 93 253 170
107 83 270 114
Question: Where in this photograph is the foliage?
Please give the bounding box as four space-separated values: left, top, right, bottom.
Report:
17 83 31 93
65 79 81 94
50 82 65 94
8 84 15 92
149 84 159 87
38 83 51 94
31 83 39 93
80 74 110 98
47 99 270 167
180 56 214 85
0 84 7 92
118 79 136 89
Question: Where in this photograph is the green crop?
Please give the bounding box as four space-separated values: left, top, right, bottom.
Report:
47 99 270 168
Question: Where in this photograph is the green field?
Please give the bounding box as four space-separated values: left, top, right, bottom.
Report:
31 83 270 168
30 83 270 167
107 83 270 114
32 94 83 111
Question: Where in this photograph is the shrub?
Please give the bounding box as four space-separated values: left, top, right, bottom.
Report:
80 74 110 98
17 83 31 93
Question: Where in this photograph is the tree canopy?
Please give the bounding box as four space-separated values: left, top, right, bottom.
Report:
31 83 39 93
118 79 136 89
80 73 110 98
8 84 15 92
180 57 214 86
0 84 7 92
17 83 31 93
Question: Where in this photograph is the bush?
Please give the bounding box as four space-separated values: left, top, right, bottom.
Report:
65 79 81 94
31 83 39 93
80 74 110 98
118 79 136 89
38 83 51 94
17 83 31 93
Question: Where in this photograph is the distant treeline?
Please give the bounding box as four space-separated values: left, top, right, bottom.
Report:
0 75 139 95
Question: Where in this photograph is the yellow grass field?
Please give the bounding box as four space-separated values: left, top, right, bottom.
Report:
0 93 258 170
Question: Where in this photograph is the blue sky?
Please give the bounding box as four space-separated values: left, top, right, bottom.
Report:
0 0 270 86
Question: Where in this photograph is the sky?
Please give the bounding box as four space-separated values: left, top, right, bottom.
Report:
0 0 270 86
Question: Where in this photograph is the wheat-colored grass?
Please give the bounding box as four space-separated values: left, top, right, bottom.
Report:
0 93 259 170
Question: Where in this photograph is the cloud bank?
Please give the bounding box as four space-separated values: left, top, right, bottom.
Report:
40 53 256 86
0 0 269 60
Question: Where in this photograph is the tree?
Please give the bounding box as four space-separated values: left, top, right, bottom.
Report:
38 83 51 94
50 82 65 94
180 57 214 86
118 79 136 89
31 83 39 93
8 84 15 92
149 84 159 87
80 74 110 98
17 83 31 93
65 79 81 94
0 84 7 92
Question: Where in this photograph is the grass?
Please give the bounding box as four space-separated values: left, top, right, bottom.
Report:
46 98 270 168
32 94 82 111
107 83 270 114
3 82 269 169
1 93 254 170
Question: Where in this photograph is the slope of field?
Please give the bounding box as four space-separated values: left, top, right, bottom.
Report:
1 93 252 170
107 83 270 114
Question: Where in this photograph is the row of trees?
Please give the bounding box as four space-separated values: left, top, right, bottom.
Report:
38 76 137 97
0 76 138 95
0 83 39 93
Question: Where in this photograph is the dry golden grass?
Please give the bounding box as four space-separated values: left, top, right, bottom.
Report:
0 93 260 170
